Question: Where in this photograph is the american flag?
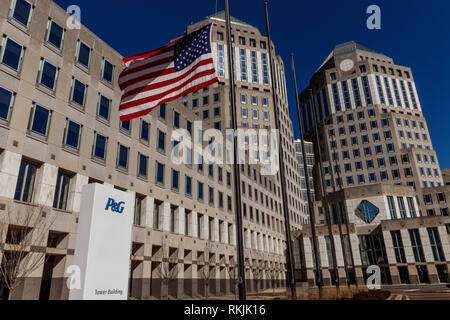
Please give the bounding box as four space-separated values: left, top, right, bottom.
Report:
118 24 218 121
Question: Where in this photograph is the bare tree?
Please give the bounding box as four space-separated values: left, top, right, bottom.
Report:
199 241 215 299
265 262 277 295
225 262 239 300
0 203 55 300
158 237 178 300
253 258 264 295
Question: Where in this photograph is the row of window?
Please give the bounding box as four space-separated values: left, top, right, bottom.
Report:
216 32 267 50
391 228 446 264
4 0 114 82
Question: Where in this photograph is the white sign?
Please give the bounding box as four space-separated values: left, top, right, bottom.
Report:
69 183 134 300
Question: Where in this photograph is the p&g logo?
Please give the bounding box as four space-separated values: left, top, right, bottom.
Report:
105 198 125 214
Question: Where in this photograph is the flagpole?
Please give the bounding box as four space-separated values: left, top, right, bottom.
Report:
264 2 296 299
224 0 246 301
289 54 323 298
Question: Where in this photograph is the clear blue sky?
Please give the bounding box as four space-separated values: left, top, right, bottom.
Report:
55 0 450 168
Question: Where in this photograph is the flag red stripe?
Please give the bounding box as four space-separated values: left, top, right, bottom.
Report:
121 58 214 100
119 77 218 122
119 57 174 88
120 69 216 110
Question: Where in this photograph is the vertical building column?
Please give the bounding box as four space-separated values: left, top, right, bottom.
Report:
245 229 251 249
318 236 328 268
144 196 155 229
161 202 171 232
258 233 263 252
191 211 198 238
34 163 58 207
231 223 236 245
333 235 345 267
68 173 89 213
176 207 185 235
0 150 21 199
201 215 208 240
221 222 228 244
419 227 434 262
213 218 219 243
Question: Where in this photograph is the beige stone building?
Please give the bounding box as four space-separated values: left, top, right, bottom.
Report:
0 0 307 299
294 42 450 287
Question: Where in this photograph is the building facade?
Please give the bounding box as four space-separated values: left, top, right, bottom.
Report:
294 42 450 287
294 139 315 224
0 0 306 299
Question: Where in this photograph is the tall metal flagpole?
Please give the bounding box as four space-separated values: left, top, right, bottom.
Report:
308 89 339 290
264 2 296 299
289 54 323 297
224 0 246 300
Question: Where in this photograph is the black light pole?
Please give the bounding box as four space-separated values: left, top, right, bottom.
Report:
224 0 246 300
264 2 296 299
308 88 340 291
289 54 322 297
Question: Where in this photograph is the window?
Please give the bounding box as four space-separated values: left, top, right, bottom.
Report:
133 153 148 179
117 144 129 170
157 129 166 151
63 119 82 151
159 103 166 119
120 120 131 133
77 41 91 68
409 229 425 262
387 196 397 219
216 32 224 41
391 231 406 263
46 20 64 49
203 96 209 106
28 104 51 138
251 51 258 83
362 76 372 105
239 37 246 45
198 182 204 201
102 59 114 84
140 119 149 143
97 94 110 121
1 37 24 71
172 169 179 190
240 48 247 81
397 197 407 218
38 60 58 91
0 86 14 123
156 161 164 184
173 110 180 128
93 132 107 161
407 197 416 217
428 228 445 262
71 79 87 107
185 176 192 196
53 171 71 211
11 0 33 28
14 160 37 203
203 109 209 119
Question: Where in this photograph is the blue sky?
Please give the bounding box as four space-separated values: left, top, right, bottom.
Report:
55 0 450 168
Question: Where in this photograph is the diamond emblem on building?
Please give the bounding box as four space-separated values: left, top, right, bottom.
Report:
355 200 380 223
